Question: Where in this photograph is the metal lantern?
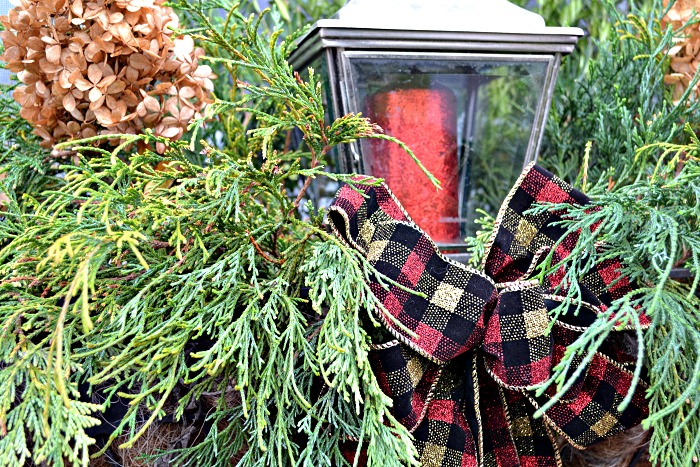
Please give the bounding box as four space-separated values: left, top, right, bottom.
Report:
289 0 582 251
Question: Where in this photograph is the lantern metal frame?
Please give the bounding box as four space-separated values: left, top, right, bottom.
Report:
289 7 583 258
291 23 582 173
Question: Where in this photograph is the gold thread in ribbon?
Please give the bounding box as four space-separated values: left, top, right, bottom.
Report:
481 162 538 269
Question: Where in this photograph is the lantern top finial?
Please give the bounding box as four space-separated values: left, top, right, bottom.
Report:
332 0 550 33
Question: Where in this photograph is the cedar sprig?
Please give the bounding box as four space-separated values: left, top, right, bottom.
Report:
0 2 421 466
528 145 700 465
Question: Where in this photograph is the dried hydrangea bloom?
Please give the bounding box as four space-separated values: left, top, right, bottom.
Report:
662 0 700 103
0 0 215 151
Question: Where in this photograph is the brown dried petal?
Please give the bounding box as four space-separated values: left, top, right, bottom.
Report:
113 101 127 120
179 106 195 123
70 108 84 122
59 69 74 88
129 53 151 70
94 34 115 54
143 112 160 125
144 94 161 113
87 63 103 84
105 94 117 110
122 89 139 107
159 125 181 138
89 95 105 111
35 80 48 96
178 86 195 99
124 66 139 83
136 101 148 117
669 44 683 56
35 126 53 142
163 96 179 115
162 59 180 72
18 70 39 84
74 76 93 91
40 59 63 74
84 42 103 62
193 65 213 78
66 121 81 134
107 79 127 94
93 106 113 126
72 0 84 16
82 126 97 138
45 44 61 64
0 30 19 48
88 86 103 102
41 36 59 46
98 75 117 90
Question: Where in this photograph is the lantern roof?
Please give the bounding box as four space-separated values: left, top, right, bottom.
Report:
326 0 571 35
290 0 584 69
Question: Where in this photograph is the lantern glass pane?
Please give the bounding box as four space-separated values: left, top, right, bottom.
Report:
344 52 550 245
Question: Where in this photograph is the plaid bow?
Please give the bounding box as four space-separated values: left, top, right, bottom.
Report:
327 164 650 467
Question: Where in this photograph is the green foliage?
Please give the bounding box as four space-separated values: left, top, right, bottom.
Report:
0 2 422 466
0 87 62 205
463 209 495 268
511 0 655 72
537 1 700 184
172 0 347 157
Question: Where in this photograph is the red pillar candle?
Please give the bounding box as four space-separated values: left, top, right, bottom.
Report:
367 87 460 243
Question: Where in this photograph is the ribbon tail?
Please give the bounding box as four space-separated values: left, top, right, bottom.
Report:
476 359 561 467
411 353 480 467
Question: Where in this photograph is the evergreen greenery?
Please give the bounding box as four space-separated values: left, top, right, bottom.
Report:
0 2 420 466
0 0 699 466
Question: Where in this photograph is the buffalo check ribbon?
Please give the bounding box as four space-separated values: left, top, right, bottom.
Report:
327 163 651 467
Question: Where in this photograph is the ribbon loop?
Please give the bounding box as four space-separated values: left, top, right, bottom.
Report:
328 164 649 467
483 281 552 389
330 183 498 364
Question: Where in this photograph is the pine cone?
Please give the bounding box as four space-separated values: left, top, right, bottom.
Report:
0 0 215 151
662 0 700 103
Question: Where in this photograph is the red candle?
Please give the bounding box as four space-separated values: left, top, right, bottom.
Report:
367 87 460 243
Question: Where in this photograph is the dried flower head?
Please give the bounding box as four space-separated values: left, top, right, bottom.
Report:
0 0 215 151
662 0 700 103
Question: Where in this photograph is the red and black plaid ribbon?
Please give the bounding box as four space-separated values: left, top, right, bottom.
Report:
328 163 650 467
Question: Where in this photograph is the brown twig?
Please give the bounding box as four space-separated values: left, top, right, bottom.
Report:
241 181 259 198
289 176 314 217
6 291 26 304
247 231 284 266
1 276 41 288
674 246 692 268
287 142 330 218
283 130 292 154
108 272 142 282
17 257 39 264
165 255 188 275
607 176 616 191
